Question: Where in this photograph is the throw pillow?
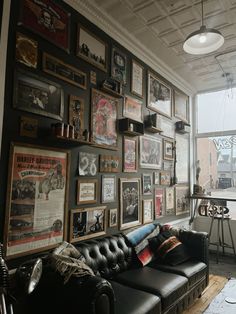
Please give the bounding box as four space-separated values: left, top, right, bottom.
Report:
149 231 190 266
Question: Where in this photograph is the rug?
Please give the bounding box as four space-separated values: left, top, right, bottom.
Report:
204 278 236 313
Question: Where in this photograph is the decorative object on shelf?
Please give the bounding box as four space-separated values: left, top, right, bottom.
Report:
90 71 97 85
13 69 64 121
123 136 138 173
193 159 203 194
174 89 189 123
143 199 153 224
78 152 98 176
111 47 127 85
160 171 171 186
101 175 116 203
100 154 119 173
131 59 144 98
163 139 174 161
82 129 90 142
18 0 70 52
109 208 118 227
165 187 175 215
16 32 38 68
77 24 107 72
144 112 162 133
51 123 74 139
175 186 190 215
70 206 106 243
101 78 123 97
147 71 172 118
4 142 69 258
91 88 118 150
123 95 143 122
20 116 38 138
154 188 164 218
77 179 98 205
175 134 189 183
139 135 162 169
175 121 191 133
160 116 175 139
42 53 87 89
69 95 84 139
118 118 144 136
142 173 153 195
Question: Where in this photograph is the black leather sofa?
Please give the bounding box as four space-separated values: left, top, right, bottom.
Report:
23 226 209 314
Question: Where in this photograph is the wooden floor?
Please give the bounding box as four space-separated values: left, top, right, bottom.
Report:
183 274 228 314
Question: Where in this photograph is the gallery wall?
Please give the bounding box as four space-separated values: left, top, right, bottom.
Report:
0 0 190 264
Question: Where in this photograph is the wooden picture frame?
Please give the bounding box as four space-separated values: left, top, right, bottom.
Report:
174 89 189 123
77 24 107 72
16 32 38 68
4 142 70 259
163 139 174 161
131 59 144 98
176 134 189 183
142 173 152 195
154 188 164 218
160 171 171 186
147 71 172 118
123 95 143 122
101 175 116 203
111 47 127 85
100 155 119 173
123 136 138 173
165 187 175 215
70 206 106 243
20 116 38 138
69 95 84 139
175 186 190 215
77 179 98 205
139 135 162 169
143 199 153 224
109 208 118 227
78 152 98 176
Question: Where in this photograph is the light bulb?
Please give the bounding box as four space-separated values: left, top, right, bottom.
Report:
199 34 207 43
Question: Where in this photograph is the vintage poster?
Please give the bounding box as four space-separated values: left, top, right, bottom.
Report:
123 137 137 172
154 188 164 218
4 143 69 258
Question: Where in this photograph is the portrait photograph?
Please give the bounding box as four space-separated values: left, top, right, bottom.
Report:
142 173 152 195
111 47 127 85
174 89 189 123
69 95 84 139
101 175 116 203
131 59 144 98
109 208 118 227
78 152 98 176
154 188 164 218
123 95 143 122
139 135 162 169
175 186 190 215
143 199 153 224
123 136 138 172
77 179 98 205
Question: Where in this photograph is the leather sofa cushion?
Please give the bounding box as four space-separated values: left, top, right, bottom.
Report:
114 267 188 310
110 281 161 314
149 260 207 288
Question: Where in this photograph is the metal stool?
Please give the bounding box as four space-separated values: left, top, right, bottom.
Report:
208 204 236 263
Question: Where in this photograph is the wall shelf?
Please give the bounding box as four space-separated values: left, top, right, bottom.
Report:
118 118 144 136
50 135 93 146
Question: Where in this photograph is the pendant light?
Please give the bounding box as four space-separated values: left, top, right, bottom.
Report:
183 0 224 55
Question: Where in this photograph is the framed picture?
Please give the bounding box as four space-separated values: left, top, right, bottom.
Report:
77 25 107 72
101 175 116 203
139 135 162 169
165 187 175 215
154 188 164 218
160 171 171 186
131 59 144 98
68 95 84 139
90 71 97 85
13 69 64 121
42 53 86 89
77 179 98 205
147 71 172 118
100 155 119 172
109 208 118 227
160 116 175 139
78 152 98 176
16 32 38 68
120 178 141 230
20 116 38 138
123 96 143 122
163 139 174 161
4 142 69 259
163 161 173 171
175 186 190 215
174 89 189 123
18 0 70 52
142 173 152 195
154 171 160 185
70 206 106 243
143 199 153 224
123 136 138 173
91 88 118 150
111 47 127 85
176 134 189 183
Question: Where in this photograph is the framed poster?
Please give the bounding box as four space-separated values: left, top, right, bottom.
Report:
78 152 98 176
101 175 116 203
165 187 175 215
123 136 138 173
154 171 160 185
123 96 143 122
147 71 172 118
176 134 189 183
4 142 69 259
175 186 190 215
100 155 119 173
13 69 64 121
160 171 171 186
109 208 118 227
69 95 84 139
131 59 144 98
120 178 141 230
77 179 98 205
70 206 106 243
142 173 152 195
111 47 127 85
163 139 174 161
154 188 164 218
77 25 107 72
18 0 70 52
139 135 162 169
174 89 189 123
91 89 118 150
16 32 38 68
143 199 153 224
160 116 175 139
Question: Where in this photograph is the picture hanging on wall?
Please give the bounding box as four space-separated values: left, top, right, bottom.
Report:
18 0 70 52
154 188 164 218
123 96 143 122
139 135 162 169
163 139 174 161
77 24 107 72
16 32 38 68
123 136 138 173
142 173 152 195
175 134 189 183
101 175 116 203
165 187 175 215
77 179 98 205
175 186 190 215
160 116 175 139
20 116 38 138
100 155 119 172
109 208 118 227
143 199 153 224
69 95 84 139
174 89 189 123
160 171 171 186
131 59 144 98
78 152 98 176
4 142 70 259
111 47 127 85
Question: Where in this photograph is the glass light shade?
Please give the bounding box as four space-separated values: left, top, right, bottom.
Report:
183 25 224 55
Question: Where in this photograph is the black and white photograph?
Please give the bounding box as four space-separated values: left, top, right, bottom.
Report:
160 116 175 139
101 175 116 203
165 187 175 215
176 134 189 183
142 173 152 195
143 199 153 224
131 59 144 98
175 186 190 215
78 152 98 176
109 208 118 227
111 47 127 85
140 135 162 169
154 171 160 185
163 139 174 161
174 89 189 123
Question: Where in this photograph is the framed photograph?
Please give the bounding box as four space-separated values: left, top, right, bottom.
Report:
100 155 119 172
69 95 84 139
163 161 173 171
160 116 175 139
91 88 118 150
90 71 97 85
42 53 86 89
176 134 189 183
101 175 116 203
70 206 106 243
20 116 38 138
154 171 160 185
4 142 69 259
174 89 189 123
163 139 174 161
77 25 107 72
160 171 171 186
16 32 38 68
78 152 98 176
147 71 172 118
139 135 162 169
77 179 98 205
109 208 118 227
123 136 138 173
154 188 164 218
142 173 152 195
18 0 70 52
165 187 175 215
120 178 141 230
123 96 143 122
111 47 127 85
143 199 153 224
13 69 64 121
131 59 144 98
175 186 190 215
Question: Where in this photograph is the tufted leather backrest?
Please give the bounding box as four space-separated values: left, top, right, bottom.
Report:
75 234 133 279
